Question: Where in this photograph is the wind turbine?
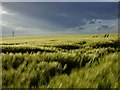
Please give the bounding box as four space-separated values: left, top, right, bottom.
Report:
12 30 14 37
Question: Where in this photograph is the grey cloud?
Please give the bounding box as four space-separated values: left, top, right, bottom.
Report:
2 0 119 2
2 2 118 36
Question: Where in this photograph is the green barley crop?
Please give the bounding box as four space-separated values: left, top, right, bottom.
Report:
1 34 119 88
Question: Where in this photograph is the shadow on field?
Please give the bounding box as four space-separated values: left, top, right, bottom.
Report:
54 45 80 50
50 39 58 41
1 42 28 45
0 43 21 45
75 41 87 45
2 47 56 54
91 40 119 49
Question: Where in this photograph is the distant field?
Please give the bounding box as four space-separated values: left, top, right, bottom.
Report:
1 34 119 88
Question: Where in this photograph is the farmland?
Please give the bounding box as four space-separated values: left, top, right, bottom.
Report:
1 34 119 88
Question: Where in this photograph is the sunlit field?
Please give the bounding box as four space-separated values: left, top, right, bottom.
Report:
1 34 119 88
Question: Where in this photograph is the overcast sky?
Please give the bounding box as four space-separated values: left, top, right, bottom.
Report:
2 0 119 2
1 2 118 36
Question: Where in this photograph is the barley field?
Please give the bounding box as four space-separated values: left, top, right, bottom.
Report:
1 34 119 88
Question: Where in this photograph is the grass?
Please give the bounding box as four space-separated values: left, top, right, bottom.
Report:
1 34 119 88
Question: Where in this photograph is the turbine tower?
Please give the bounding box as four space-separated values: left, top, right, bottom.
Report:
12 31 14 37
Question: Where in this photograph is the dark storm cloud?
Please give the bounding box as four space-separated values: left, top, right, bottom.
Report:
2 2 118 36
3 2 118 26
2 0 119 2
